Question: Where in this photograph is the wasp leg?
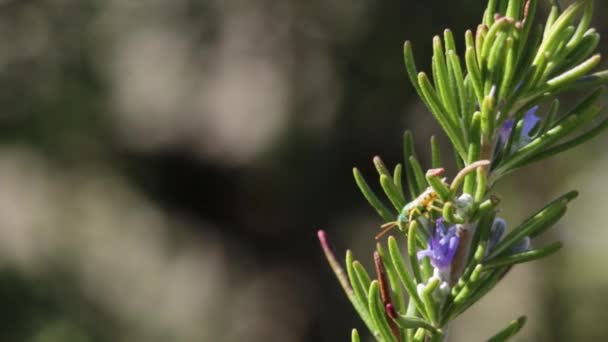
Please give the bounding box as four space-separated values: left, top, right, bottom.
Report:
381 221 398 229
408 208 423 222
375 223 397 240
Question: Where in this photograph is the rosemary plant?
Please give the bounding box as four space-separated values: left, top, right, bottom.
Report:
318 1 608 341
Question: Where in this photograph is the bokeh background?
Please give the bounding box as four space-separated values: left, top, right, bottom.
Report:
0 0 605 341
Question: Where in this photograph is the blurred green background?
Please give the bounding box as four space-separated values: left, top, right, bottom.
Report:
0 0 605 341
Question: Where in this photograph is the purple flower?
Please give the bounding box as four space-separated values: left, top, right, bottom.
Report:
497 106 541 151
417 218 459 271
486 217 531 256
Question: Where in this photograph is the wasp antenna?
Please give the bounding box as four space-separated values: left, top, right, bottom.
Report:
375 225 395 240
380 221 398 229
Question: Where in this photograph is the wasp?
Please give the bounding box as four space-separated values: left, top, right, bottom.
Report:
375 168 446 239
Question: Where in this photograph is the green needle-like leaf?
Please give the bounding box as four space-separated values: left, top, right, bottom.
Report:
404 131 421 199
318 232 378 337
518 117 608 168
418 72 466 157
388 236 429 321
390 313 439 334
393 164 406 204
483 241 563 271
381 175 407 211
368 281 398 342
487 191 576 258
374 156 392 178
353 168 395 222
377 243 406 313
447 50 468 120
433 36 459 120
407 221 424 284
351 329 360 342
347 251 370 314
353 261 373 293
430 136 443 169
421 277 440 325
566 0 594 51
535 1 586 64
465 47 484 104
505 0 522 20
488 316 527 342
547 54 601 89
426 174 451 202
409 156 428 194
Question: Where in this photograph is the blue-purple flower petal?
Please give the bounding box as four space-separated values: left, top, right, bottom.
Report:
521 106 541 138
417 218 460 271
498 119 515 146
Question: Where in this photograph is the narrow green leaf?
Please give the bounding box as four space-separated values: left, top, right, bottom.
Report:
421 277 440 324
346 251 369 316
487 31 508 73
368 281 398 342
484 0 498 26
519 117 608 168
377 243 406 313
407 221 424 284
444 29 457 55
433 36 459 119
566 0 593 51
453 146 465 170
487 193 573 259
454 264 483 303
496 88 603 175
353 168 395 222
498 37 516 101
318 231 378 337
448 50 468 119
426 174 450 202
409 156 428 194
543 6 559 40
482 18 512 61
547 54 601 89
465 30 475 51
404 131 421 199
569 69 608 90
488 316 527 342
465 47 484 104
442 202 465 224
403 41 426 101
374 156 392 177
464 147 480 194
506 0 522 20
405 299 417 341
537 99 559 136
351 329 360 342
515 0 538 64
393 164 406 204
388 236 429 321
430 136 443 169
442 266 508 325
483 241 563 271
536 1 586 64
381 175 407 211
419 71 464 156
480 91 496 147
474 167 487 203
352 261 372 290
390 313 439 334
556 30 600 75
